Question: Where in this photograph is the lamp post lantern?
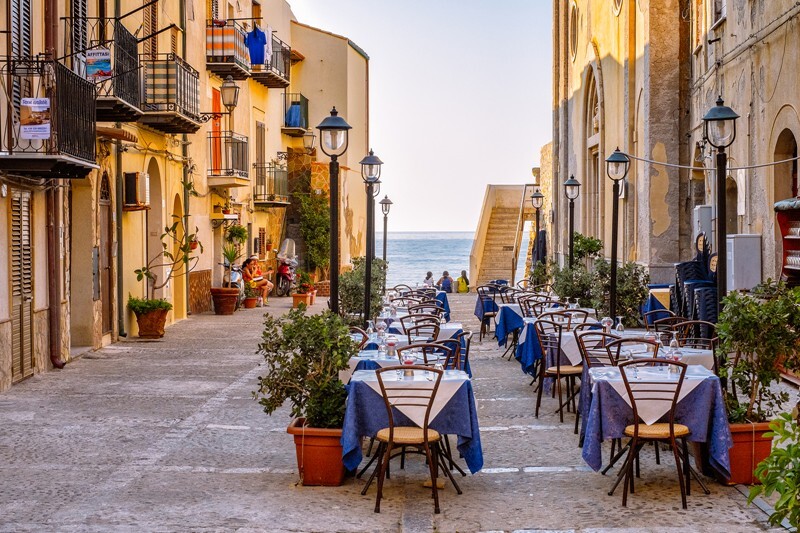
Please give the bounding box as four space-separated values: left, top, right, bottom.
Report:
360 149 383 326
702 96 739 316
316 107 352 315
605 147 631 320
530 188 544 267
380 195 393 265
564 175 581 268
220 75 240 112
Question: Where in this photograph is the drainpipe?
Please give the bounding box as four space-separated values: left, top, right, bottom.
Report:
114 0 127 336
180 0 191 316
45 0 64 368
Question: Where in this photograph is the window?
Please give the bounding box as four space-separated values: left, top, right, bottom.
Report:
143 0 158 60
693 0 704 49
714 0 726 24
570 3 578 60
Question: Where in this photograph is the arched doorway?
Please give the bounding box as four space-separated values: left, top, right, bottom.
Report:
726 176 738 236
171 194 186 320
146 158 163 298
583 67 602 240
99 173 113 335
773 129 798 273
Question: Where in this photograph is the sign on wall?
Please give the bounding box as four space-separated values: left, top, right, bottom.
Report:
20 98 51 140
86 48 112 82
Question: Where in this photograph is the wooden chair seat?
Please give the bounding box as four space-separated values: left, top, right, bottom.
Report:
376 426 441 444
624 422 690 439
545 364 583 375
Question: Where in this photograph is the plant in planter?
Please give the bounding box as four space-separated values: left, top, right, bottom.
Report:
131 191 202 338
590 260 650 327
253 308 357 486
292 270 315 308
211 224 248 315
551 262 595 308
747 412 800 527
716 279 800 484
243 281 260 308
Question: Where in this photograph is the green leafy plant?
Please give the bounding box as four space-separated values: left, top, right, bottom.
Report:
253 308 357 428
127 295 173 316
244 281 260 299
294 270 314 295
748 412 800 527
340 257 388 324
590 260 650 326
296 186 330 277
717 280 800 423
573 232 603 262
225 224 248 246
528 259 552 287
551 263 594 307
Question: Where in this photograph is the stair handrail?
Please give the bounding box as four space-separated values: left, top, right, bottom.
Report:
510 183 535 285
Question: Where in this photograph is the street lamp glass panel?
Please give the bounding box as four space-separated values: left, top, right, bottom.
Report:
605 148 630 181
302 130 316 153
380 195 393 215
322 130 347 156
708 120 734 148
220 76 240 111
702 97 739 149
531 190 544 210
360 149 384 182
564 176 581 200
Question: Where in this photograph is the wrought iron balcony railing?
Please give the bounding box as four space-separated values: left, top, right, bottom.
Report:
251 34 290 88
208 130 249 180
139 53 201 133
253 162 289 205
282 93 308 136
62 17 141 121
0 56 97 179
206 19 250 80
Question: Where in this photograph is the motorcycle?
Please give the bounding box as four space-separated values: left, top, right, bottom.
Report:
275 238 298 297
221 262 245 308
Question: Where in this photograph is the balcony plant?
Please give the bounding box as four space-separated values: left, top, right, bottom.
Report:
211 223 248 315
715 280 800 484
131 209 202 337
292 270 314 308
253 307 357 486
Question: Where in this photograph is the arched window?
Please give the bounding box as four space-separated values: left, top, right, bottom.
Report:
613 0 623 15
570 3 578 60
584 70 602 239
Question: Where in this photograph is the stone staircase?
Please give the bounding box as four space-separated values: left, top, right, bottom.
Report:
475 207 522 286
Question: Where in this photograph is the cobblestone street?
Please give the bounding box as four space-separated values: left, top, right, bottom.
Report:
0 294 782 532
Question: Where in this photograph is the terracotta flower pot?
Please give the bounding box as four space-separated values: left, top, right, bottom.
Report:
286 418 345 486
135 308 169 338
726 421 774 485
309 290 317 305
292 293 312 308
211 287 239 315
243 297 258 309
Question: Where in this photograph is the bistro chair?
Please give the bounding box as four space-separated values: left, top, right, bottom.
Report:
349 326 368 349
366 366 456 514
397 342 452 366
409 287 437 299
676 319 717 346
643 309 676 331
391 296 422 308
534 319 583 423
615 359 692 509
652 316 686 334
532 299 563 317
538 310 576 330
604 337 661 362
519 296 539 318
476 285 498 341
392 284 412 293
498 286 523 304
399 313 440 332
405 323 440 345
408 303 444 317
576 330 621 368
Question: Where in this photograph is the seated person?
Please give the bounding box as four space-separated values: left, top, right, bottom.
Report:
243 256 273 300
437 271 454 293
456 270 470 293
423 271 435 287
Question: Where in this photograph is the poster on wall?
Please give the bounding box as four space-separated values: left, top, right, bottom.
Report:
86 48 112 81
20 98 51 140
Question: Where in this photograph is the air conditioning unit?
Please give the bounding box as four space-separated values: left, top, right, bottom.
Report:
123 172 150 211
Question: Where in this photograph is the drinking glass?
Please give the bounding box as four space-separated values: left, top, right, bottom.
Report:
614 316 625 334
601 316 614 333
366 321 375 336
570 298 579 310
378 341 387 356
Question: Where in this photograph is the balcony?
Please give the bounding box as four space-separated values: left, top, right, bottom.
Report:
63 18 142 122
281 93 308 137
0 57 98 179
253 163 289 206
206 20 251 80
139 54 201 134
207 131 249 188
251 34 290 88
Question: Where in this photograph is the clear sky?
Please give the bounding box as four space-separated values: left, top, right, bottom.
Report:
288 0 553 232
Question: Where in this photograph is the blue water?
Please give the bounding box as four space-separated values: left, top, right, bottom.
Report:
375 228 531 288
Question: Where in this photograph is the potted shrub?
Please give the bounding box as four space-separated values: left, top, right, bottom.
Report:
243 281 260 309
131 206 202 337
715 280 800 484
253 308 357 486
265 237 273 252
211 224 248 315
127 296 173 338
292 270 314 308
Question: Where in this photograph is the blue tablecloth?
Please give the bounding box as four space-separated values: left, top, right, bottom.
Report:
363 330 473 377
436 291 451 322
474 296 499 322
341 378 484 474
641 293 668 324
515 321 543 376
496 305 524 347
581 373 732 479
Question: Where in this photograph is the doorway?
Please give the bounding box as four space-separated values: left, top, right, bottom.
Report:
99 173 113 334
774 129 798 273
10 187 34 382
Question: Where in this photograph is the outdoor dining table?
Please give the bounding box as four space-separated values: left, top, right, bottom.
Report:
473 294 499 322
362 334 431 351
396 289 452 321
514 313 596 376
339 350 448 383
495 303 524 347
580 365 732 479
341 369 483 474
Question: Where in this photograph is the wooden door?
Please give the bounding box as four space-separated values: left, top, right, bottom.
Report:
211 88 222 174
10 188 34 382
99 175 112 334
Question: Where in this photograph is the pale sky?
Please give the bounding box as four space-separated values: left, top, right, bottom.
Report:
288 0 553 232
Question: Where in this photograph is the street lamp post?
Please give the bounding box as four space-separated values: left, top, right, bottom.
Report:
605 148 631 320
379 196 393 265
702 97 740 316
360 149 383 326
530 188 544 267
564 175 581 268
316 107 352 315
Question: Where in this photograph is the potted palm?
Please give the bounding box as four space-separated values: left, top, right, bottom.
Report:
253 308 357 486
211 224 248 315
716 280 800 484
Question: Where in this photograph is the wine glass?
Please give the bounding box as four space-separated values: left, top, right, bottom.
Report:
570 298 579 310
601 316 614 333
614 316 625 334
366 321 375 336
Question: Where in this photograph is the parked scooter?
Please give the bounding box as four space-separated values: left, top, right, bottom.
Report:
221 262 245 308
275 238 298 297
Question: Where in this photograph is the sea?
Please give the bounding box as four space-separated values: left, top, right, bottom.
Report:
375 230 530 288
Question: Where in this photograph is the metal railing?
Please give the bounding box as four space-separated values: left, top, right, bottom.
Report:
253 162 288 202
283 93 308 129
0 57 96 163
205 19 250 73
207 131 248 178
140 53 200 121
62 17 140 108
270 35 291 80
